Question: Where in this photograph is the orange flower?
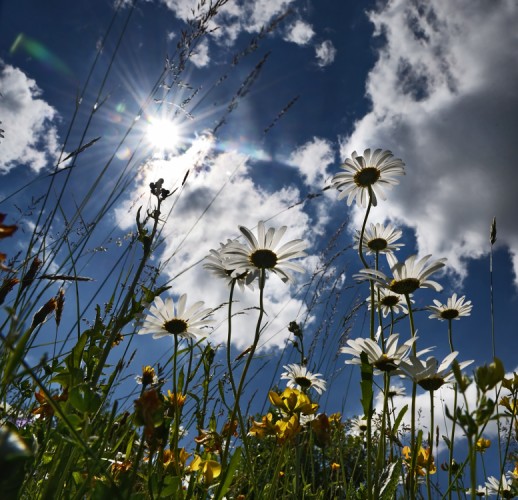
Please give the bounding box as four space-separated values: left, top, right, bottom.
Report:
31 297 58 329
32 388 68 419
0 278 19 305
134 389 164 434
20 256 42 292
0 214 17 239
311 413 332 448
194 428 223 454
331 462 341 471
167 390 187 411
110 460 132 478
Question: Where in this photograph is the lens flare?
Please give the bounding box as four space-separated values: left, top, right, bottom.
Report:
10 33 73 78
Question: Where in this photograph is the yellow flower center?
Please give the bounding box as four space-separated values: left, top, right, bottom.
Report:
367 237 388 252
440 309 459 320
374 354 399 372
353 167 381 187
295 376 312 388
250 249 278 269
164 318 188 335
380 295 400 307
418 376 445 392
389 278 420 295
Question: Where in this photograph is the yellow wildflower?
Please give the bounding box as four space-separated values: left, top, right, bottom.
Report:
275 414 301 443
476 437 491 453
500 396 518 415
190 455 221 483
249 413 277 439
403 446 436 476
268 387 318 416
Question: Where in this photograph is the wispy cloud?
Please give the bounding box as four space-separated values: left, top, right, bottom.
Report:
0 62 61 174
340 0 518 285
315 40 336 67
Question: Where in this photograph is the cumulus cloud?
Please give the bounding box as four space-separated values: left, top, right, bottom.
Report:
189 38 210 67
340 0 518 285
0 63 61 174
284 19 315 45
286 136 335 187
160 0 297 45
315 40 336 67
115 136 320 351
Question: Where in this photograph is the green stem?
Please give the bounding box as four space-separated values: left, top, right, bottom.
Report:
227 268 267 484
447 319 458 500
427 390 435 500
405 293 418 496
221 280 247 468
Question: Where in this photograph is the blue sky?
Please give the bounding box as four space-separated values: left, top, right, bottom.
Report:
1 0 518 468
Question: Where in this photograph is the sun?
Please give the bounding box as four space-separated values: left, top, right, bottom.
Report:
146 117 181 151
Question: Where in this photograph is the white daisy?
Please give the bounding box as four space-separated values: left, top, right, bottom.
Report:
223 221 307 283
485 474 515 497
367 286 412 317
428 293 473 321
281 364 327 395
350 416 368 436
354 222 404 255
139 294 213 340
397 352 473 391
204 240 257 291
332 148 405 207
356 253 447 295
386 385 406 398
341 333 418 373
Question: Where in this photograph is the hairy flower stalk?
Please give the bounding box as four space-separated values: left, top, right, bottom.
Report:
91 179 173 387
219 222 307 479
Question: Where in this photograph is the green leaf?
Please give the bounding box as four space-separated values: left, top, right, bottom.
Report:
392 404 408 434
215 447 242 500
69 384 101 414
379 460 401 500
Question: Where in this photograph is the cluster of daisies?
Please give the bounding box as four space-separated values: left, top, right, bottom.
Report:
138 220 307 341
134 147 512 491
137 148 476 394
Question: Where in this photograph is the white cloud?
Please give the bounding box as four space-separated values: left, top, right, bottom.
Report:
286 137 335 187
340 0 518 285
115 136 320 351
160 0 298 46
190 38 210 68
315 40 336 67
0 63 61 174
284 19 315 45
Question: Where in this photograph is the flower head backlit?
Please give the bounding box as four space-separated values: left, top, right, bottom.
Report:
332 149 405 207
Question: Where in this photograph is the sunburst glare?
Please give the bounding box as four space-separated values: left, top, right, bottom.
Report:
146 117 182 152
